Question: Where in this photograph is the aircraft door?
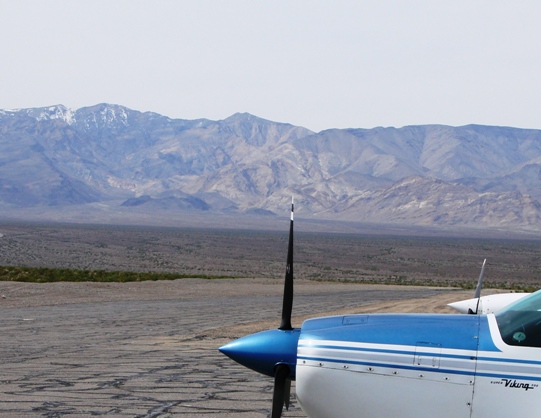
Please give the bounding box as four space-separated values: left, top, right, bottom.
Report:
471 314 541 417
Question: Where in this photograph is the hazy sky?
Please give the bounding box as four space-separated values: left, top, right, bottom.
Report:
1 1 540 132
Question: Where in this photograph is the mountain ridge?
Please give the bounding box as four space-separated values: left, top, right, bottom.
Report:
1 103 541 233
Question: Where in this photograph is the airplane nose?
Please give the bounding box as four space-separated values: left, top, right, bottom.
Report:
447 299 476 314
219 328 300 379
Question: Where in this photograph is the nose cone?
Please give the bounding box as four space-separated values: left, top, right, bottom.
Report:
448 298 477 314
219 328 300 379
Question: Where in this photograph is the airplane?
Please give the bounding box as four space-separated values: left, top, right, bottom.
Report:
448 259 530 315
219 200 541 417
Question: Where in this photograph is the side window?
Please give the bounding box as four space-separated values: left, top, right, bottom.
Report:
497 309 541 347
496 291 541 348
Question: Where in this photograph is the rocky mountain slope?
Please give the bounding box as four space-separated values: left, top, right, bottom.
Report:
1 104 541 232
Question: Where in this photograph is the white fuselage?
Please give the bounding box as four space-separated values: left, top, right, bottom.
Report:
448 293 529 315
295 314 541 418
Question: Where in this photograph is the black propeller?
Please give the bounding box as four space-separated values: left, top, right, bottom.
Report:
279 197 294 331
272 364 291 418
273 197 295 417
219 198 298 418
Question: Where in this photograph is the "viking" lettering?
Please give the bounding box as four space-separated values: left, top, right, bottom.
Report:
502 379 535 391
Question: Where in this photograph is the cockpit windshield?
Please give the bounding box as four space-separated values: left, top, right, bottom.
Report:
496 290 541 347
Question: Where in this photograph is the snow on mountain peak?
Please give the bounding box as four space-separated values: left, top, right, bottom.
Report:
98 104 129 126
25 105 76 124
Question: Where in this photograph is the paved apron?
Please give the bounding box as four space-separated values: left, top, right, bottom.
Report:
0 285 446 417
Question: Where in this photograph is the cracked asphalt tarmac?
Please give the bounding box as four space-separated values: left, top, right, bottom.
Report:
0 278 467 417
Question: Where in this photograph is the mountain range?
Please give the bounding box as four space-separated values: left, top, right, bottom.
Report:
1 103 541 233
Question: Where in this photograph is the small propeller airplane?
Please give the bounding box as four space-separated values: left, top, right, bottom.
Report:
220 200 541 417
448 259 530 315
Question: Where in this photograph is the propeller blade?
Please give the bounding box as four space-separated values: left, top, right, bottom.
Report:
219 199 299 417
279 197 294 331
473 258 487 299
284 378 291 410
470 259 487 314
271 364 290 418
